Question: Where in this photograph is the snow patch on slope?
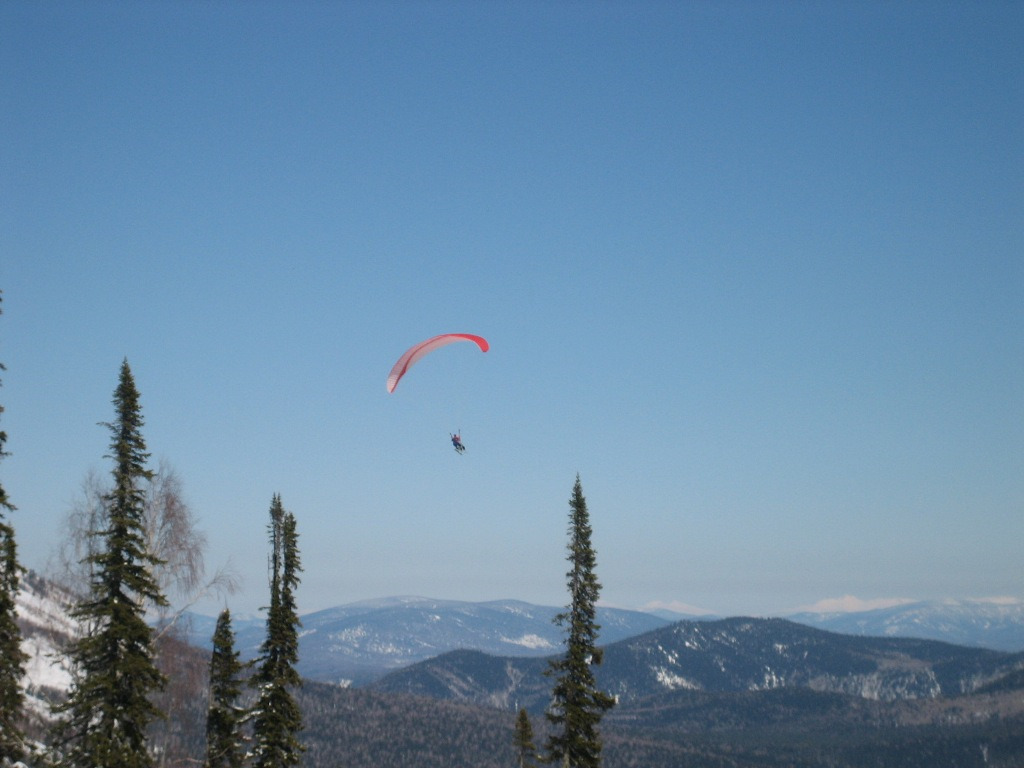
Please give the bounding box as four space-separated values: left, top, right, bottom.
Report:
501 633 556 651
655 667 700 690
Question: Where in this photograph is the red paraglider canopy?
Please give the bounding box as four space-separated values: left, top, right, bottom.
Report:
386 333 489 393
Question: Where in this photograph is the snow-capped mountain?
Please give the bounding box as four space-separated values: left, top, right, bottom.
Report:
788 598 1024 652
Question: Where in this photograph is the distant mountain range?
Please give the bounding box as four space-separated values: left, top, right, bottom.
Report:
180 594 1024 685
791 598 1024 652
21 565 1024 694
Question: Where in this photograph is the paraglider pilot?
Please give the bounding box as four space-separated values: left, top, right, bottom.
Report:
450 432 465 454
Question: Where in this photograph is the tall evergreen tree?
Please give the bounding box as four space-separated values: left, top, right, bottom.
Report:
205 609 246 768
250 495 303 768
53 360 168 768
544 476 615 768
513 707 537 768
0 291 28 763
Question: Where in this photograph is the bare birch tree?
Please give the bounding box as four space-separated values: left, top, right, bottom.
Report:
51 459 238 621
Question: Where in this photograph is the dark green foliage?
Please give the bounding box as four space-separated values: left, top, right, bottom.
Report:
0 524 26 764
250 495 304 768
0 291 27 763
296 679 1024 768
599 688 1024 768
545 476 615 768
514 707 537 768
298 684 524 768
53 360 168 768
205 609 246 768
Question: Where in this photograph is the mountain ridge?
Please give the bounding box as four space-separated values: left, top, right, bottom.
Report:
221 595 675 685
791 597 1024 651
370 615 1024 712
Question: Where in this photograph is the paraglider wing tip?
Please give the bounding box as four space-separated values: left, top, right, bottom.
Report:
453 333 488 353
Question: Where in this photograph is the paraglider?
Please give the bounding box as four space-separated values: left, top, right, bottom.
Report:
386 333 489 453
386 333 489 393
450 432 466 454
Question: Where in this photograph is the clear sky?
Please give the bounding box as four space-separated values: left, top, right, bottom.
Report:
2 1 1021 619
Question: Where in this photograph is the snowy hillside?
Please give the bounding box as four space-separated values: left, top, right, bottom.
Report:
14 571 78 735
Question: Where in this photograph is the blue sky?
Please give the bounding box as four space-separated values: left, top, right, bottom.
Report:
2 1 1021 618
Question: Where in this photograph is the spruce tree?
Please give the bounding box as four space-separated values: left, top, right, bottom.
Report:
250 495 303 768
544 475 615 768
0 291 28 763
513 707 537 768
205 609 246 768
54 360 168 768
